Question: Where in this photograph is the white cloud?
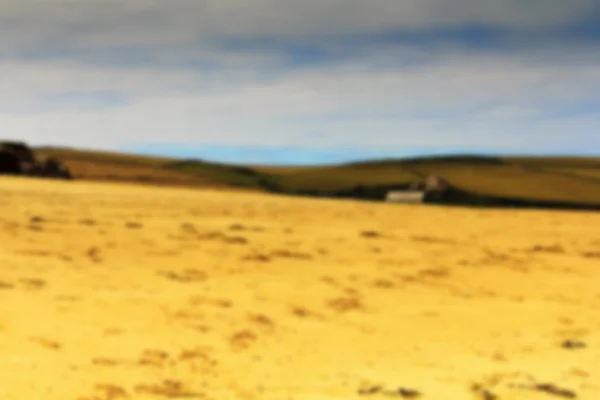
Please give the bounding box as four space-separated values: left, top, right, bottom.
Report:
0 0 598 157
0 0 597 52
1 43 599 153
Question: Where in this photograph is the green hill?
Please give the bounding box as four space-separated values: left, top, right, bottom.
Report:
29 146 600 210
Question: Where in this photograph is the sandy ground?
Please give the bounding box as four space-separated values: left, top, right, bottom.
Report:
0 176 599 400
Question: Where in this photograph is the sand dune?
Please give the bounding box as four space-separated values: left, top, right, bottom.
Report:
0 176 599 400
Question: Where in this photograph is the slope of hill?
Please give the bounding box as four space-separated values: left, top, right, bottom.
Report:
34 147 265 190
31 146 600 209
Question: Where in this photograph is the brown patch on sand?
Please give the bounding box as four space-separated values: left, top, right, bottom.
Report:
248 313 275 333
92 358 121 367
138 349 170 367
0 281 14 289
230 330 258 351
134 380 201 398
31 337 62 350
93 384 128 400
158 268 207 283
327 295 364 313
581 251 600 259
529 244 566 254
19 278 46 289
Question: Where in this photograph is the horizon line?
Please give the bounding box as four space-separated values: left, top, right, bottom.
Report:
25 142 600 167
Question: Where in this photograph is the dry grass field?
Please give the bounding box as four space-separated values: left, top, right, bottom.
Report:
1 176 599 400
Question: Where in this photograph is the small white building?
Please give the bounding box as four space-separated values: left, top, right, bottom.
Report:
385 190 426 203
386 175 449 204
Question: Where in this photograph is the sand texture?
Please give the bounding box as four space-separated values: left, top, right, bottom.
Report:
0 176 599 400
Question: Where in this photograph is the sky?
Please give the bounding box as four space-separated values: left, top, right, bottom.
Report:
1 0 600 165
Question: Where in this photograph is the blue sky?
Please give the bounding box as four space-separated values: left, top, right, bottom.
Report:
1 0 600 165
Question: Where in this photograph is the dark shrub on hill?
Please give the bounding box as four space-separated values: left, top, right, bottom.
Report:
40 157 73 180
0 141 36 164
0 151 23 175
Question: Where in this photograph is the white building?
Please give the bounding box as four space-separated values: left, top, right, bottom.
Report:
386 176 450 203
385 190 426 203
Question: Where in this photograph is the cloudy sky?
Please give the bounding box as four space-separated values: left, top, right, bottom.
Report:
1 1 600 164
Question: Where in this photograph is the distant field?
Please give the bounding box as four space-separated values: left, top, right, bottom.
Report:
35 147 171 166
33 147 600 208
406 163 600 205
506 156 600 169
541 167 600 181
271 164 420 193
35 148 265 190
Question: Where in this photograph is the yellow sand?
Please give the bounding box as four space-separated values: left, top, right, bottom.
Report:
0 176 599 400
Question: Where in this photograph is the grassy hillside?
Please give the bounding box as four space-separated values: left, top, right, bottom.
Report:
34 147 268 190
269 164 420 193
31 146 600 208
407 163 600 205
543 167 600 181
506 156 600 169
